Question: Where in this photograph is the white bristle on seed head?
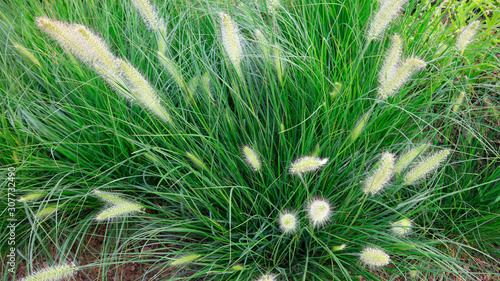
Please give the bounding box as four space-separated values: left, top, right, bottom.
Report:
378 57 426 100
117 59 172 123
21 262 77 281
360 247 390 267
73 24 118 74
391 218 412 236
267 0 279 14
363 152 395 195
394 143 430 175
95 202 143 221
242 145 261 172
278 211 298 234
219 12 243 77
289 156 328 175
308 198 332 228
132 0 163 30
379 34 402 86
367 0 407 40
257 274 276 281
455 21 479 55
403 149 451 185
170 254 201 266
36 17 93 64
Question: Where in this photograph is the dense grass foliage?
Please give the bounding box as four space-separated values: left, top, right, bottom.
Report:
1 0 499 280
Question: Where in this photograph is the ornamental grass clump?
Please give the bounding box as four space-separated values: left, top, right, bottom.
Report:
4 0 498 280
21 263 77 281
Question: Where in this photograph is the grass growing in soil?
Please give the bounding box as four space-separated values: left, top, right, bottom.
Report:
0 0 499 280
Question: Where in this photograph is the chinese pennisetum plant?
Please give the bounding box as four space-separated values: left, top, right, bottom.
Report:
2 0 499 280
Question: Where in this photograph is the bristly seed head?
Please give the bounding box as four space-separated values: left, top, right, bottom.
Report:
132 0 164 30
455 21 479 55
289 156 328 175
278 211 298 234
257 274 276 281
21 262 77 281
403 149 451 185
219 12 243 78
363 152 395 195
394 143 430 175
242 145 261 172
95 202 143 221
367 0 407 40
391 218 413 236
360 247 390 268
170 254 201 266
307 198 332 228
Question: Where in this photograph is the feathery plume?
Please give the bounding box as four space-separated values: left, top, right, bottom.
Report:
379 34 402 85
289 156 328 175
186 152 208 171
95 201 143 221
219 12 243 78
455 21 479 55
363 152 395 195
307 198 332 228
351 111 371 142
18 192 45 202
93 190 130 205
232 264 244 271
360 247 390 267
242 145 261 172
170 254 201 266
73 24 119 75
394 143 430 175
330 82 342 100
378 57 426 99
21 262 77 281
278 211 298 234
273 44 284 85
452 92 466 113
484 97 500 120
267 0 279 14
202 72 213 101
36 205 57 219
367 0 407 40
13 43 41 67
254 29 269 58
391 218 412 236
257 274 276 281
118 59 172 123
403 149 451 185
36 17 92 64
158 52 186 92
333 244 347 251
132 0 163 30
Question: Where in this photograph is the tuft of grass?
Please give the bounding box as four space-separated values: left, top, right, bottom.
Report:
0 0 498 280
